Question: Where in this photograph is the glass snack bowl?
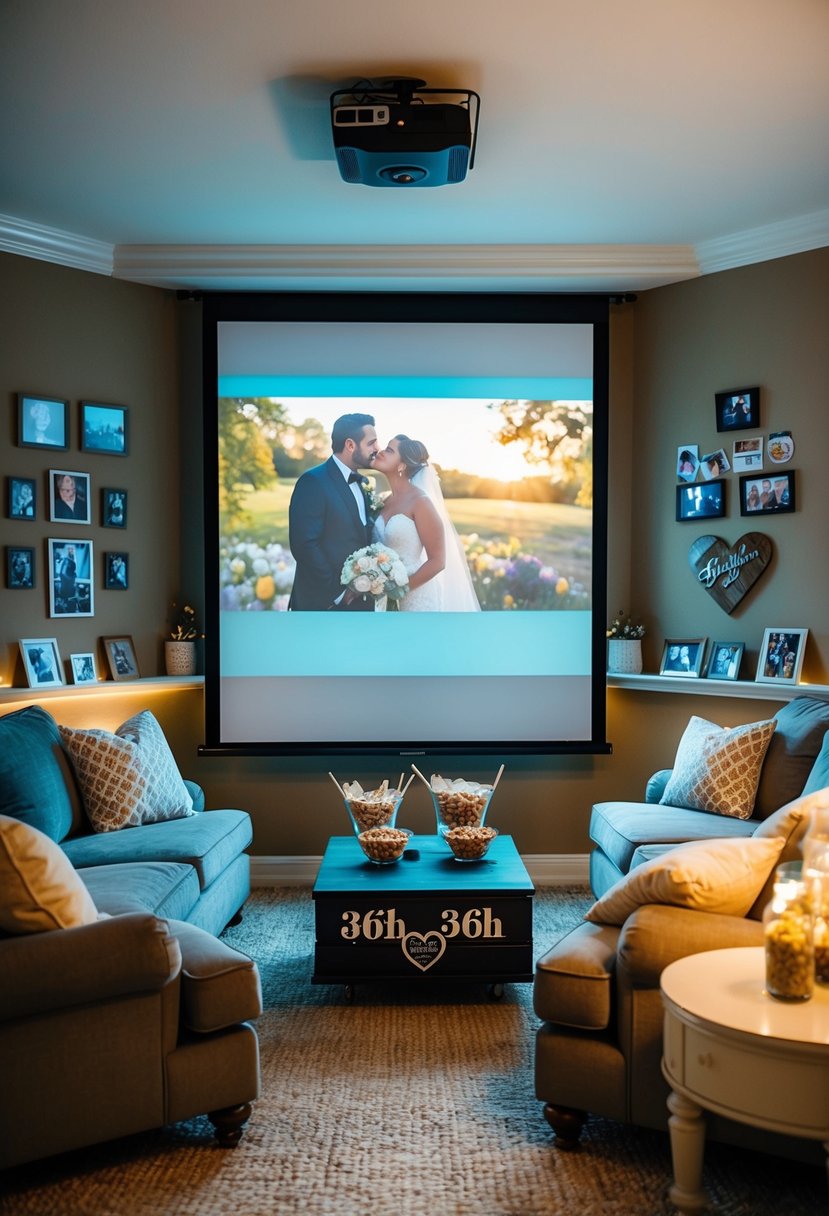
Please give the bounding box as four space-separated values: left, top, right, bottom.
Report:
426 774 500 833
440 824 498 862
356 826 413 865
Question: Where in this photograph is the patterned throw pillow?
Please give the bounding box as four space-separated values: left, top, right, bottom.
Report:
59 711 195 833
659 715 777 820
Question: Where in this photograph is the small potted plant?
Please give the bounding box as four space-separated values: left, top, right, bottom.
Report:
165 602 201 675
606 610 645 674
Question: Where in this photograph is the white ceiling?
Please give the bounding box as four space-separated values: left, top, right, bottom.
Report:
2 0 828 292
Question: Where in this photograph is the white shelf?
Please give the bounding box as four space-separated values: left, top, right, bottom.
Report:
607 673 829 702
0 675 204 703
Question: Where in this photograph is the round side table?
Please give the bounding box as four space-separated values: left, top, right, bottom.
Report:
660 946 829 1215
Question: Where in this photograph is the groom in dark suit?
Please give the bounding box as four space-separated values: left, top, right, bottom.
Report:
288 413 379 610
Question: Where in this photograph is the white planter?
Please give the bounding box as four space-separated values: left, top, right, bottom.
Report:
165 640 196 676
607 638 643 675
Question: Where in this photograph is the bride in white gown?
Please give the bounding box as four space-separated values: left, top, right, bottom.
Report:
372 436 480 612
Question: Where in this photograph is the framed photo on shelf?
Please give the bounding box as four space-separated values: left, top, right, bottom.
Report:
6 546 35 589
8 476 37 520
706 641 744 681
102 635 140 681
659 638 706 678
739 471 796 515
81 401 128 455
49 469 92 524
69 652 98 685
675 480 725 521
715 386 759 432
19 637 64 689
17 393 69 450
755 628 808 685
102 487 127 528
104 551 129 589
48 538 94 617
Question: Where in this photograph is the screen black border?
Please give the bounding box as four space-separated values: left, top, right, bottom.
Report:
201 291 610 757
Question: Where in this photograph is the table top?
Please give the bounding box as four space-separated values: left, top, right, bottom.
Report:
661 947 829 1047
312 833 534 897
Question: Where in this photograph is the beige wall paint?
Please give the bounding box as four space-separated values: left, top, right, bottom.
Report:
1 249 826 859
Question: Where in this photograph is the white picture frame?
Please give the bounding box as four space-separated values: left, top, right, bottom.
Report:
19 637 64 689
69 652 98 684
49 469 92 525
755 628 808 685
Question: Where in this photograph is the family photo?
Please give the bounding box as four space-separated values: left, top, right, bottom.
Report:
47 539 93 617
219 397 594 614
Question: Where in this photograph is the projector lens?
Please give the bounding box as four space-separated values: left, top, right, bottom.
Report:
380 166 428 184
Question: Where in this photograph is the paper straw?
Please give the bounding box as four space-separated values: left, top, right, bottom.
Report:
410 763 432 789
401 772 416 796
492 763 505 791
328 771 345 795
398 772 404 794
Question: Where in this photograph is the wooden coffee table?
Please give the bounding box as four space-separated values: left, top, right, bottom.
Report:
312 833 534 1000
660 946 829 1214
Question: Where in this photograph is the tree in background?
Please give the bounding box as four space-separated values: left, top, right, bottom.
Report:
218 397 288 524
490 399 593 506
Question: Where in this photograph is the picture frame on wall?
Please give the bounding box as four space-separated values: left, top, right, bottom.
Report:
19 637 64 689
715 386 759 432
739 471 796 515
48 537 94 617
49 469 92 524
755 628 808 685
659 638 706 677
8 476 37 520
69 652 98 685
731 436 764 473
81 401 128 455
104 551 129 589
676 445 699 483
675 480 725 521
17 392 69 450
102 635 140 681
706 641 744 681
699 448 730 480
102 487 127 528
6 546 35 589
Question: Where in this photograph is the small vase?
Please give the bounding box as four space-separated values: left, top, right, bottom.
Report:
607 638 643 674
165 640 196 676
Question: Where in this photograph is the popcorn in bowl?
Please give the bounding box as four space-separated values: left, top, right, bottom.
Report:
357 826 412 864
442 825 498 861
341 778 402 832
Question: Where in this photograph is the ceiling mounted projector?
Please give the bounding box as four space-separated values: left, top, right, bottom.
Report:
330 77 480 187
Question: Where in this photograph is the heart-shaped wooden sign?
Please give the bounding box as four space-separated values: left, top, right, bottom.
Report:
688 533 772 615
402 931 446 973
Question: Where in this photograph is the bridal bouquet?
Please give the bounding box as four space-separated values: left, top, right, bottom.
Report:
341 543 409 603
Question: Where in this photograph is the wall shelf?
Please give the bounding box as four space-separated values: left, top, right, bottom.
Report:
607 673 829 702
0 675 204 705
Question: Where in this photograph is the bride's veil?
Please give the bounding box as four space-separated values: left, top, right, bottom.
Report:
411 465 481 612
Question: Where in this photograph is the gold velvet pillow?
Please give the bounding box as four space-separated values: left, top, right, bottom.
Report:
585 835 784 926
659 715 776 820
0 814 99 933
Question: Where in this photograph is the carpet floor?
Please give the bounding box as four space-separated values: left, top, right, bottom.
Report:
1 886 825 1216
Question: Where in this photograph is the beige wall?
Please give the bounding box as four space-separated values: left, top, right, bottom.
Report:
1 248 826 859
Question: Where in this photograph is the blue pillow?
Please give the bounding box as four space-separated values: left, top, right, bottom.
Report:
803 730 829 797
0 706 76 841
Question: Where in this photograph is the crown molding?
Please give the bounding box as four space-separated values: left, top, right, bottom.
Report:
0 213 113 277
695 208 829 276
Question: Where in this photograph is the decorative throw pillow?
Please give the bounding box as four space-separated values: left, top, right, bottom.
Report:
659 715 777 820
0 814 99 933
59 711 195 833
584 835 785 926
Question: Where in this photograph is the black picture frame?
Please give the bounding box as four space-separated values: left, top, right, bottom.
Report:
49 469 92 525
659 638 707 677
8 476 37 520
17 392 69 450
101 487 127 528
104 551 129 589
706 641 744 681
739 471 796 515
81 400 128 455
715 386 759 432
675 480 726 522
6 546 35 589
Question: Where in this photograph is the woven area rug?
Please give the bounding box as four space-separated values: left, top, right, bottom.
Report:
1 886 824 1216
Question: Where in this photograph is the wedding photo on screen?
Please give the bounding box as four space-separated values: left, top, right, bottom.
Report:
202 294 609 755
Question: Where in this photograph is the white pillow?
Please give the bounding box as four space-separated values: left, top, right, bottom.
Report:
0 814 99 933
585 835 785 926
659 715 776 820
60 710 195 833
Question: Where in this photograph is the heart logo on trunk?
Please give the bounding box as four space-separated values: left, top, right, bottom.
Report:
688 533 772 615
402 931 446 972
